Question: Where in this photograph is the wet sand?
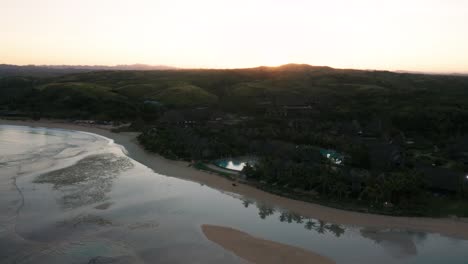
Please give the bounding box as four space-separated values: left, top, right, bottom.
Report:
201 224 335 264
2 119 468 240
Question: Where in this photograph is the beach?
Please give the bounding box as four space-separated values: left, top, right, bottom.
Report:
2 118 468 242
202 224 335 264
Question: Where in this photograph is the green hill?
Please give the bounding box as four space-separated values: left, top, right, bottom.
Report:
1 64 468 125
114 83 167 99
152 83 218 107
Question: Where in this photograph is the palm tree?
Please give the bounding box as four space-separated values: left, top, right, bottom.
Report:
304 219 317 230
361 184 383 205
334 182 349 201
318 169 334 196
327 224 345 237
257 204 275 219
292 213 304 224
242 199 253 208
279 212 288 222
316 220 327 234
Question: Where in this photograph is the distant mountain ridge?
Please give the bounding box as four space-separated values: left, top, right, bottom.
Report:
0 64 177 77
1 63 467 78
37 64 177 70
395 69 468 76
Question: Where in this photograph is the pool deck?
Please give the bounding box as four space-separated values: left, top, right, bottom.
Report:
206 164 240 175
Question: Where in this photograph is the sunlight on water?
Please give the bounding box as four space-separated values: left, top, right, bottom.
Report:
1 125 468 264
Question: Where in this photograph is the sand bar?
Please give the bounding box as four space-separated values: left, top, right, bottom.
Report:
2 119 468 240
201 224 335 264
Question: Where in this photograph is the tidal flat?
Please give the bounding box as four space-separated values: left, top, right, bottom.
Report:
1 122 468 264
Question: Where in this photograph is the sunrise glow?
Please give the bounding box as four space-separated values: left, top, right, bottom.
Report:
1 0 468 72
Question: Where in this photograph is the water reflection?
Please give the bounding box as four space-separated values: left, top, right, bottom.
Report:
279 211 303 224
245 199 347 238
242 199 253 208
3 125 468 264
257 203 275 219
360 229 427 258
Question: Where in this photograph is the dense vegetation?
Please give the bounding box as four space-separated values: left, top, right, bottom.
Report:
2 64 468 216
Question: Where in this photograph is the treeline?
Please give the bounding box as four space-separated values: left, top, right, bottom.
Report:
138 122 370 165
243 159 427 212
136 117 468 216
137 123 429 212
2 66 468 216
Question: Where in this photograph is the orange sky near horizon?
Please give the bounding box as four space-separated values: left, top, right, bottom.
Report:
1 0 468 73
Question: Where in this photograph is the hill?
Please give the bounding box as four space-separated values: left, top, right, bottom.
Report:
2 64 468 216
0 64 176 78
1 63 468 126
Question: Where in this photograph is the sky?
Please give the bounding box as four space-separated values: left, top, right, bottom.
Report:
1 0 468 72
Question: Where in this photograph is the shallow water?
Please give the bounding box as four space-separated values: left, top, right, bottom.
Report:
1 125 468 264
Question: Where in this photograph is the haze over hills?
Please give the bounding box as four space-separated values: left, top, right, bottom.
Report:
1 63 468 79
395 70 468 77
0 64 177 77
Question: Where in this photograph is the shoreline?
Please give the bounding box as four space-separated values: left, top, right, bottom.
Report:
2 119 468 240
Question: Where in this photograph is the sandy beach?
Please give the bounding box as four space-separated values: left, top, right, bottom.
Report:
2 119 468 240
202 224 335 264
